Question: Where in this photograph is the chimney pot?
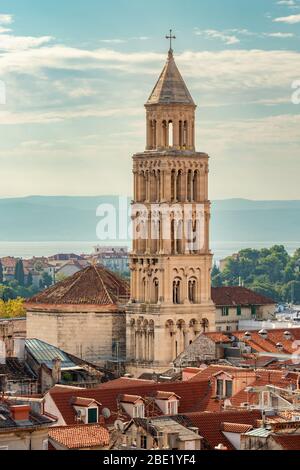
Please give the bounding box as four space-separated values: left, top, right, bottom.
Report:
10 405 30 422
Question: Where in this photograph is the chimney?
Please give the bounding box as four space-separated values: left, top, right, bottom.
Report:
52 358 62 384
10 405 30 422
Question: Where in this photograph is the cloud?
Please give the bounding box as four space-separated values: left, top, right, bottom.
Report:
0 106 141 125
0 14 13 25
99 39 126 44
273 14 300 23
0 34 53 51
277 0 295 5
194 29 240 45
265 32 294 37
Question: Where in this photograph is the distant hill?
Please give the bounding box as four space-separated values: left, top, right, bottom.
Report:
0 196 299 243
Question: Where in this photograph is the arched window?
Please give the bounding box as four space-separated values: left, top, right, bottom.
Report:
177 170 182 202
193 171 199 202
156 170 161 202
179 121 183 148
183 121 188 147
142 278 146 303
171 170 176 202
162 120 168 147
153 278 159 304
152 120 157 148
188 279 197 304
187 170 193 202
168 121 173 147
173 278 181 305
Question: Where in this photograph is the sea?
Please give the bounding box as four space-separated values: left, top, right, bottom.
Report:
0 241 299 262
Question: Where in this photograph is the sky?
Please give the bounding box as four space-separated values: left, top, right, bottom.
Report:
0 0 300 200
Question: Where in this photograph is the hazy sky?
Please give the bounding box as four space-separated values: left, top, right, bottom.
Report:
0 0 300 200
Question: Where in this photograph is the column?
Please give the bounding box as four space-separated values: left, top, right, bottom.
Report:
146 118 152 150
173 120 180 148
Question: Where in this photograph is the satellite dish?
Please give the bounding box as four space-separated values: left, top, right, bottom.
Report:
102 408 111 419
114 420 125 432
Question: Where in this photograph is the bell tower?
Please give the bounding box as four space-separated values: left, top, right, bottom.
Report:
126 35 216 374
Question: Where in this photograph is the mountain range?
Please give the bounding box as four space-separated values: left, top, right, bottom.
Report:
0 196 299 243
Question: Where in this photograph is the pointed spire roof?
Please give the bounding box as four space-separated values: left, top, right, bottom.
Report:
147 50 195 106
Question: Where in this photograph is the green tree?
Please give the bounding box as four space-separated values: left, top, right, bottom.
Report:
0 261 3 284
26 271 33 287
14 259 25 286
39 272 53 289
211 264 223 287
0 285 15 301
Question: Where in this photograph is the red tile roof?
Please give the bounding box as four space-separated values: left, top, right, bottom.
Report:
212 287 275 307
204 332 232 344
222 422 253 434
48 380 211 425
185 410 261 450
71 397 101 408
155 391 181 400
119 394 143 404
27 265 129 307
272 434 300 450
98 378 155 389
234 328 300 355
187 365 300 411
48 424 109 449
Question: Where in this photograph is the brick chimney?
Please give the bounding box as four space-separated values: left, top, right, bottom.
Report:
10 405 30 422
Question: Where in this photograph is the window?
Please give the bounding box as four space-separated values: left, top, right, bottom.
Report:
188 279 197 304
222 307 229 317
225 380 233 398
88 407 98 424
251 306 257 316
216 379 223 398
173 279 181 305
140 435 147 450
237 306 242 316
42 439 48 451
167 401 178 416
134 404 145 418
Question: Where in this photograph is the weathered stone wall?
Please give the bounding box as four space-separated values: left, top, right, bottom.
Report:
174 335 218 366
27 308 126 366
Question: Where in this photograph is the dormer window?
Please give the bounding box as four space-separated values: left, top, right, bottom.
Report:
154 391 181 415
72 397 101 424
214 372 234 399
133 403 145 418
120 395 145 419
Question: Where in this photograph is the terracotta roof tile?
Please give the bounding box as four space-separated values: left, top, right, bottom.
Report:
48 424 109 449
212 287 275 307
49 380 211 425
184 410 261 450
119 394 143 404
272 434 300 450
222 422 253 434
27 265 129 306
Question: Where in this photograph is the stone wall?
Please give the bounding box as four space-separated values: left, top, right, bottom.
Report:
26 307 126 367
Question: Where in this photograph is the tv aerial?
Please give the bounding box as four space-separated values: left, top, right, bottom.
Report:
102 408 111 419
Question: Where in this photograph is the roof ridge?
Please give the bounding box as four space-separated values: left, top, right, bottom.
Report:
92 265 114 304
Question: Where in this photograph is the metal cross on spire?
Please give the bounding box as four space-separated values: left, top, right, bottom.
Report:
166 29 176 52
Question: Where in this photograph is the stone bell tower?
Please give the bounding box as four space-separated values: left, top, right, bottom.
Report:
126 36 216 374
